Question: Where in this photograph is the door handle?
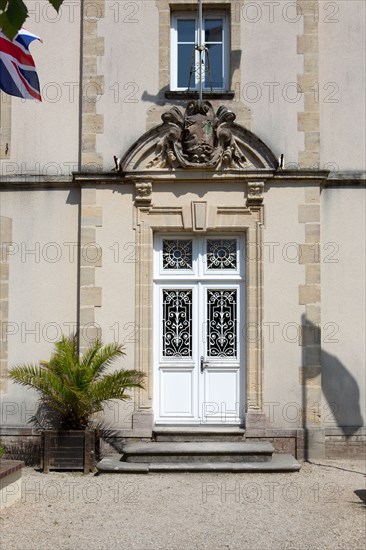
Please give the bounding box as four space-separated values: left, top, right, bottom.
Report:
200 356 208 373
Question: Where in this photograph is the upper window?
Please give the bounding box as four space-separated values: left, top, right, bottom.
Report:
171 13 229 92
154 235 244 279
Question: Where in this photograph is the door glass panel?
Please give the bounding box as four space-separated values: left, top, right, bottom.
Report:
207 289 237 357
163 289 192 357
206 239 237 270
163 239 193 270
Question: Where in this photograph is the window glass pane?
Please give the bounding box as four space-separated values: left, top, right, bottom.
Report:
205 44 223 88
205 19 223 42
178 19 195 42
178 44 195 88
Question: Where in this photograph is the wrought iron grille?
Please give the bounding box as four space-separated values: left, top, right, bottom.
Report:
163 290 192 357
162 240 193 270
206 239 237 270
207 289 237 357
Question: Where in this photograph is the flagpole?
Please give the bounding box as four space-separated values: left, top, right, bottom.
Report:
198 0 203 103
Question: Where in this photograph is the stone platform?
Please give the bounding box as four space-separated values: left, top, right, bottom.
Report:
97 427 301 473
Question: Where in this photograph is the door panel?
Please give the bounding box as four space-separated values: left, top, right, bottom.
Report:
159 368 195 418
203 368 240 421
200 285 242 423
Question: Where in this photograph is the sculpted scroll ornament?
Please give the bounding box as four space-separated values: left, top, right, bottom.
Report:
146 100 247 170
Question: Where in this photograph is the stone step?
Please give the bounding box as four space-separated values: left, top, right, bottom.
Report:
154 426 246 442
96 454 301 473
121 441 274 463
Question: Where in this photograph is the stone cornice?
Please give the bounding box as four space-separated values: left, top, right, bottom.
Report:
1 170 365 188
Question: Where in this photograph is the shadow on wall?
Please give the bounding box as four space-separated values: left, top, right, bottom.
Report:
322 348 364 430
140 50 242 104
2 437 41 466
301 315 363 436
98 426 129 456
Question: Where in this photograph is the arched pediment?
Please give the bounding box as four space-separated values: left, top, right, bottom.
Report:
120 100 278 172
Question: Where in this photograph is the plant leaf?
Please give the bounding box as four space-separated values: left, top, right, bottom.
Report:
9 334 145 430
0 0 28 40
47 0 63 12
89 370 145 406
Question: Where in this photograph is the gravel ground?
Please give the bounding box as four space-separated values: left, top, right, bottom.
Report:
1 460 365 550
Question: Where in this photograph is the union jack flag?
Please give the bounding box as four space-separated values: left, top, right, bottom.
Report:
0 28 42 101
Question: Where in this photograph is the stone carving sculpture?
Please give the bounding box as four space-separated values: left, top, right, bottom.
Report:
135 181 152 204
147 100 247 170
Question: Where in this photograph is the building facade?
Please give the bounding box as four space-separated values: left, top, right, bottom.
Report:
0 0 365 460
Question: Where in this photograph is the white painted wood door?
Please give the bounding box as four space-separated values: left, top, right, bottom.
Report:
154 235 245 424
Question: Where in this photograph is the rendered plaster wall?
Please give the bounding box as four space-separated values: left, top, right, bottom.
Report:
0 189 79 425
1 2 365 177
1 0 81 178
262 184 306 429
94 0 304 169
319 2 366 171
95 0 366 174
93 185 137 429
240 3 304 166
321 186 366 429
96 1 160 169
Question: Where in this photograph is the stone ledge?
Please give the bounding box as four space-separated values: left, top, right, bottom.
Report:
0 459 24 480
325 427 366 437
247 434 297 440
97 454 301 473
0 427 41 436
0 460 24 509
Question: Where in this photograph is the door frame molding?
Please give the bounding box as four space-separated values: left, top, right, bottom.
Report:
133 193 264 427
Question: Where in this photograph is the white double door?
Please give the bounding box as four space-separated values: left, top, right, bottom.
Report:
154 235 245 424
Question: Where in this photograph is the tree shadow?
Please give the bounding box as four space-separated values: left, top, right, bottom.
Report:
3 438 41 466
301 315 363 460
28 402 68 430
322 349 364 429
97 426 129 456
354 489 366 507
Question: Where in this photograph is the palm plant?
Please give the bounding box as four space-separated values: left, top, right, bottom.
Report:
9 335 145 430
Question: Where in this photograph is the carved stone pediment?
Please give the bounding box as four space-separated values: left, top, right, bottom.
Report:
120 100 278 172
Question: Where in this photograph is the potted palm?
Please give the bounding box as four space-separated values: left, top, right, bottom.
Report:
9 335 145 473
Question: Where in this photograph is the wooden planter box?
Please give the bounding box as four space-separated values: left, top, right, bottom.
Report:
42 430 99 474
